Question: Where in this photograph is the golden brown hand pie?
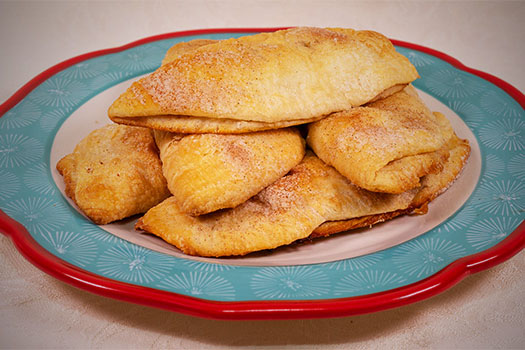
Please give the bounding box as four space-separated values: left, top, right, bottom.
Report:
307 87 451 194
154 128 305 215
108 27 418 130
111 38 327 133
56 124 170 224
136 152 416 257
310 127 470 238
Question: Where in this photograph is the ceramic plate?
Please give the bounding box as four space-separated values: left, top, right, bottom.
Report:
1 28 524 320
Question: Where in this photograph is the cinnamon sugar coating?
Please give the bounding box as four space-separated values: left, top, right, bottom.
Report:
307 87 452 194
108 27 418 125
154 128 305 215
56 125 170 224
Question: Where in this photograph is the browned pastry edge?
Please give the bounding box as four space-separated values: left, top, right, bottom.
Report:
308 134 471 240
308 208 414 239
110 114 325 134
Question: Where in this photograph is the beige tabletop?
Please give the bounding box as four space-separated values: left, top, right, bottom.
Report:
1 1 524 348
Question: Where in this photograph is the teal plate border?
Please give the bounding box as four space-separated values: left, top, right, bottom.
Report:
1 28 524 320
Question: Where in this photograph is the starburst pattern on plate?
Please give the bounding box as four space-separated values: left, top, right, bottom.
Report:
0 100 41 129
437 205 477 233
0 170 20 200
1 197 70 235
334 270 406 295
97 244 174 284
478 118 524 151
508 154 525 180
423 69 484 99
28 77 91 108
447 100 486 129
113 45 163 73
480 90 523 118
158 271 235 300
402 50 436 67
392 238 466 278
482 154 505 180
88 71 128 90
58 60 110 80
149 40 179 52
0 134 43 168
250 266 330 299
39 230 98 267
23 163 55 195
39 108 72 132
327 252 384 271
466 217 522 250
472 180 524 216
79 222 123 244
181 260 237 272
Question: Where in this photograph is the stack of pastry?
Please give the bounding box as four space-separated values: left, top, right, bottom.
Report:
57 27 470 257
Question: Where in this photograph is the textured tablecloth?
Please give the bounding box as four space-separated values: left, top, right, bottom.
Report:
1 1 523 348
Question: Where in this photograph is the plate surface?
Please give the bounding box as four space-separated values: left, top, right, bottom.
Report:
1 28 524 319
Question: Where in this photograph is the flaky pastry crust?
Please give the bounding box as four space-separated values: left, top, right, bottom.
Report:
56 124 170 224
310 129 470 238
307 87 451 194
108 27 418 125
154 128 305 215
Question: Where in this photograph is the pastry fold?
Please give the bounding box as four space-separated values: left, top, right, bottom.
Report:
136 152 417 257
154 128 305 215
307 87 451 194
310 129 470 238
108 27 418 130
56 125 170 224
111 113 325 134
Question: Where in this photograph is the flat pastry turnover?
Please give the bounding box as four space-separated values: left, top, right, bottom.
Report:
307 87 451 194
310 127 470 238
154 127 305 215
136 152 417 257
112 38 327 133
56 124 170 224
108 27 418 129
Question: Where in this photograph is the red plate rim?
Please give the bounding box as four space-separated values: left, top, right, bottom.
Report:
1 27 524 320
